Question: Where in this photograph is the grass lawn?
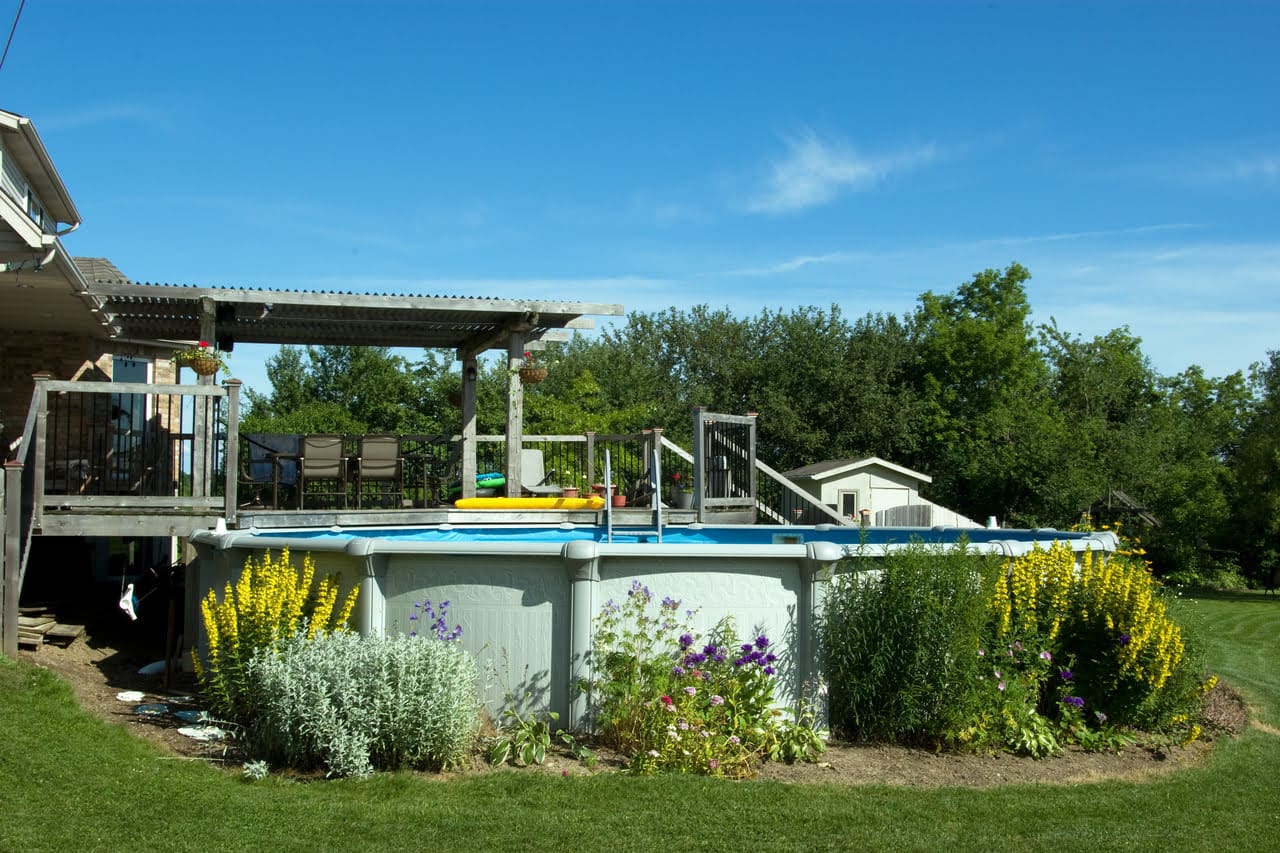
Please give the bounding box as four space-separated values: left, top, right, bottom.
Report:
2 593 1278 852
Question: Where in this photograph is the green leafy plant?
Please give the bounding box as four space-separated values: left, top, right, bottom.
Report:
822 540 1001 746
558 730 598 769
488 700 558 767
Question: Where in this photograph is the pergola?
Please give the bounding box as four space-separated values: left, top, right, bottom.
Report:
81 277 624 494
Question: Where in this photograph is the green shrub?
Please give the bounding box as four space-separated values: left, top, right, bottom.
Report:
243 630 480 777
821 541 1001 746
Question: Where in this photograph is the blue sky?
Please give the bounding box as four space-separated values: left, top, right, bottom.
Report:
4 1 1277 396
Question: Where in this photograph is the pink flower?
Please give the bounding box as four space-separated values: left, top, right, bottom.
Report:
683 686 697 697
661 695 673 706
709 694 725 706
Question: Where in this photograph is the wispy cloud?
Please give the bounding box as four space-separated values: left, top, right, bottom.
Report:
40 102 178 133
746 130 937 214
710 224 1200 280
1134 149 1280 188
1221 154 1280 182
719 251 863 277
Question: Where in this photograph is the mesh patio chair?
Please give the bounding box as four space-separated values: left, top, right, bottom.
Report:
299 434 348 509
355 434 404 508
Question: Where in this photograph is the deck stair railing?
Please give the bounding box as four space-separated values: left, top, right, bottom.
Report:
686 409 851 526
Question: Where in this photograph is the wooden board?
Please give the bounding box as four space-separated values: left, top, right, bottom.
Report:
45 624 85 644
453 495 606 511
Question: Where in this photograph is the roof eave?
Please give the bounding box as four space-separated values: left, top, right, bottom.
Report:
0 111 82 229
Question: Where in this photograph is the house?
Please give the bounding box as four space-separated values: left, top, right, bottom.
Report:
784 456 980 527
0 107 630 657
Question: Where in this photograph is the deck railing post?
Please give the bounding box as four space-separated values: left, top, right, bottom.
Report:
31 373 50 531
3 461 22 657
224 380 241 524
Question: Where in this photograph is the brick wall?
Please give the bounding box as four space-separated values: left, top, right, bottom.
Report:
0 335 177 456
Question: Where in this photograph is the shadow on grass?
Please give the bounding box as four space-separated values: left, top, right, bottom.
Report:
1179 588 1280 604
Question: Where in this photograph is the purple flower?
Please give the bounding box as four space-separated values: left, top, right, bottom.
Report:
740 643 754 654
672 665 686 677
1117 633 1131 646
662 596 679 610
683 685 697 697
763 666 776 676
1060 669 1074 681
1063 696 1085 708
754 635 770 651
679 633 694 649
1095 711 1108 724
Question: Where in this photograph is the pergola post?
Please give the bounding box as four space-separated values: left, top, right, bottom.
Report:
459 354 479 499
505 333 526 497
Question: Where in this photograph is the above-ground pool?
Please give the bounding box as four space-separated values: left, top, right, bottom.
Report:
244 521 1116 553
189 522 1118 724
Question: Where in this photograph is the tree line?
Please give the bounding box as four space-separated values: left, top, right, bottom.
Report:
242 263 1279 587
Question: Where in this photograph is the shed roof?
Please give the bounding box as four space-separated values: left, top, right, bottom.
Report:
785 456 932 484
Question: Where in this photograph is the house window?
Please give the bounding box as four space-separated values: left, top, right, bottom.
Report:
839 491 858 519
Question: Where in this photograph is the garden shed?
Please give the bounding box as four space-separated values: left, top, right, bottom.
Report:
784 456 980 527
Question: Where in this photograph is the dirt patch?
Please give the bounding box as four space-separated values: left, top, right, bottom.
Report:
20 634 1247 787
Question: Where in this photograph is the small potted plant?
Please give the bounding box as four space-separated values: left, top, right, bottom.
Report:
670 472 694 509
174 341 228 376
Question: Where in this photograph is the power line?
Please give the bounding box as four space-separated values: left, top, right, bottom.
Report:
0 0 27 74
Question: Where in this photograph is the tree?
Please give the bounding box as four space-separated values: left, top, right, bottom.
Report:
908 264 1068 525
1230 351 1280 582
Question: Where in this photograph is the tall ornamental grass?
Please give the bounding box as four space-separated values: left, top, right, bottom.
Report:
821 541 1001 745
193 547 359 721
243 630 480 777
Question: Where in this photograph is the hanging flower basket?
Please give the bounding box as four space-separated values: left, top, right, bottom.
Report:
174 341 227 377
519 366 548 384
187 356 221 376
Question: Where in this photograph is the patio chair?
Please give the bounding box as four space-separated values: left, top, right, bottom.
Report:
238 433 299 508
519 448 562 496
299 434 348 509
355 434 404 508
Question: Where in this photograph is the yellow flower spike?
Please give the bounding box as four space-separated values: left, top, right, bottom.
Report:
192 547 358 720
